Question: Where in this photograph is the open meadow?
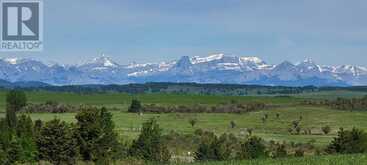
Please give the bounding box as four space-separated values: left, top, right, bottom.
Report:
1 90 367 164
1 90 367 145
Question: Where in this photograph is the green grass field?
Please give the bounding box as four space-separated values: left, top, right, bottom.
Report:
0 91 304 113
11 106 367 146
1 90 367 164
0 90 366 145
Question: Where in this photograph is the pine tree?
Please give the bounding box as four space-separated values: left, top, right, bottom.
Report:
5 90 27 129
37 119 78 165
128 99 142 113
129 118 171 162
16 115 38 163
75 107 121 163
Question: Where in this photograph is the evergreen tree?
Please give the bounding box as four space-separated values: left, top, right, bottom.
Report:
36 119 78 165
5 90 27 129
16 115 34 137
33 119 43 137
326 128 367 154
15 115 38 163
128 99 142 113
75 107 120 163
129 118 171 162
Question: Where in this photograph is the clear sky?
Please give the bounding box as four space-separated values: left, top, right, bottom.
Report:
3 0 367 66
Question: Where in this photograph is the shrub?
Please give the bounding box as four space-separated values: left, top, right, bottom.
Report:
195 132 239 161
294 148 305 157
141 102 266 113
230 121 236 129
269 142 287 158
238 136 266 159
129 118 171 162
215 133 239 160
37 119 78 165
326 128 367 154
189 118 197 127
195 131 217 161
246 128 253 136
21 102 79 113
321 125 331 135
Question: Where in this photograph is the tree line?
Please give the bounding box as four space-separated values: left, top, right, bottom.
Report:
303 96 367 111
3 82 319 95
128 99 266 114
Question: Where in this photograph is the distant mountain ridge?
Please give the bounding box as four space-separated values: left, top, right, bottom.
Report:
0 54 366 86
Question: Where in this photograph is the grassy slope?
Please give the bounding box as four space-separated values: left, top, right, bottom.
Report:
0 91 366 145
1 90 367 164
6 106 366 146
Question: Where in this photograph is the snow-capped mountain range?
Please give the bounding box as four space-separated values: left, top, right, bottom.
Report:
1 54 367 86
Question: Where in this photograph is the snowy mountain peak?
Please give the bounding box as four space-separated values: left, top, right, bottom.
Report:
176 56 192 67
336 65 367 76
239 56 265 65
89 54 118 67
0 54 366 86
191 54 224 64
3 58 19 64
273 61 296 71
302 58 315 64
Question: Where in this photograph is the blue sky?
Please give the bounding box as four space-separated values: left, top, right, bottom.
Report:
4 0 367 66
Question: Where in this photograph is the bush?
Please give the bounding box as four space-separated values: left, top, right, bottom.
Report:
189 118 197 127
238 136 266 159
195 131 217 161
321 125 331 135
141 102 266 113
37 119 78 165
21 101 79 113
269 142 287 158
129 118 171 162
326 128 367 154
195 132 239 161
230 121 236 129
294 148 305 157
214 133 239 160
